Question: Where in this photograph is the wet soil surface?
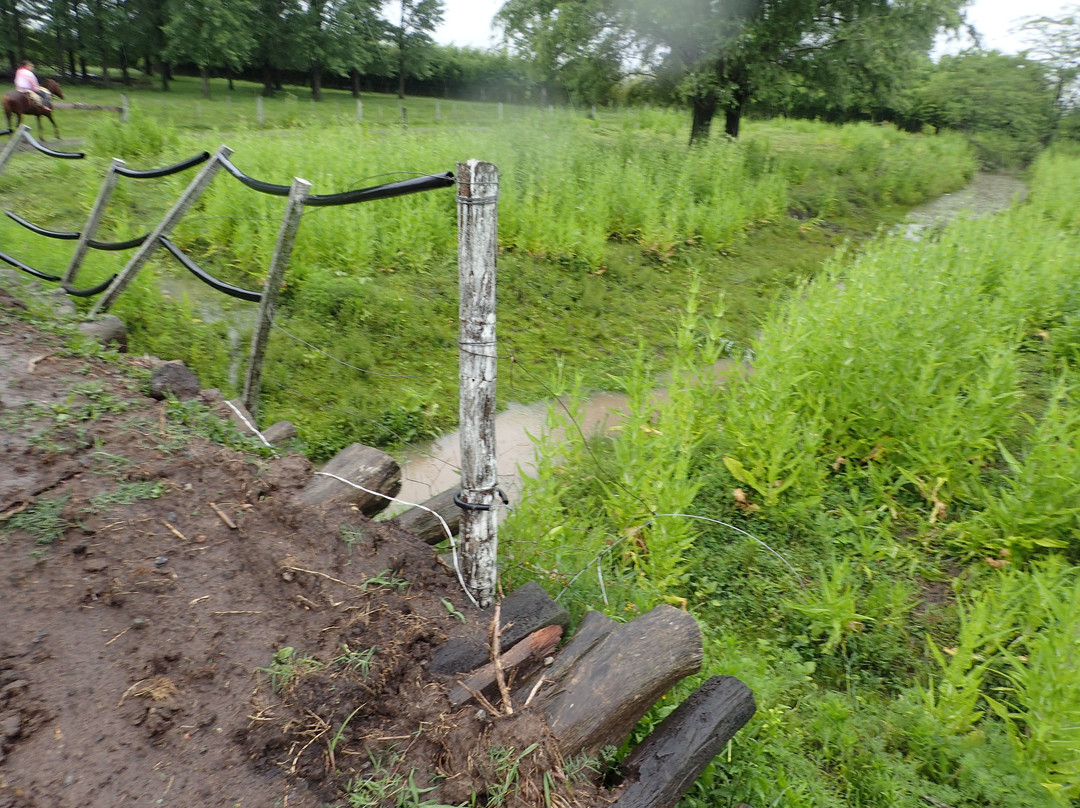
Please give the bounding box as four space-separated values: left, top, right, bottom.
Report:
0 286 603 808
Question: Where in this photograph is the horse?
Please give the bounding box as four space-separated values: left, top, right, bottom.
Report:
3 78 64 140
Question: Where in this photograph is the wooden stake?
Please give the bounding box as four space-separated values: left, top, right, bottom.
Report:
257 95 264 125
63 158 124 289
457 159 499 607
0 125 28 177
90 145 231 315
242 175 311 416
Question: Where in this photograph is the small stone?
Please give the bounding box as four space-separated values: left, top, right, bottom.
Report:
83 558 109 573
154 556 168 567
262 421 297 445
63 774 75 787
77 315 127 352
132 618 148 630
281 570 295 582
0 714 21 740
149 361 201 401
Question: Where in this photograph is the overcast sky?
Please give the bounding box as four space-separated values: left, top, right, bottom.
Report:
434 0 1080 52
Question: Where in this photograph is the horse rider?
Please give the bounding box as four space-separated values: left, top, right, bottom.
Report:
14 59 50 109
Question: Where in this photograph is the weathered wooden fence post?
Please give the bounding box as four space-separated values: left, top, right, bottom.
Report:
90 145 231 315
0 125 28 176
242 176 311 416
62 157 124 288
457 159 499 607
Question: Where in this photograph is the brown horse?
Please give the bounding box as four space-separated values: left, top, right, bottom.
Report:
3 78 64 140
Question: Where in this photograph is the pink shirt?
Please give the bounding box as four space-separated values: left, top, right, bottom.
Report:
14 67 38 92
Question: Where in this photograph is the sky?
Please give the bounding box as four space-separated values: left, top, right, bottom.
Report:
433 0 1079 52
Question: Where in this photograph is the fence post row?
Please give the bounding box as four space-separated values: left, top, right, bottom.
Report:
63 157 124 289
456 159 500 608
242 176 311 416
90 144 232 316
0 125 28 175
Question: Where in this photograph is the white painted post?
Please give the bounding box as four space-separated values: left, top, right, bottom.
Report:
195 100 201 118
435 101 441 122
257 95 264 125
90 145 231 315
243 176 311 416
0 125 28 176
357 99 363 122
400 105 407 129
456 159 499 607
120 94 129 122
498 102 503 121
63 158 125 288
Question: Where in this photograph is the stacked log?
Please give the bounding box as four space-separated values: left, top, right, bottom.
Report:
431 584 756 808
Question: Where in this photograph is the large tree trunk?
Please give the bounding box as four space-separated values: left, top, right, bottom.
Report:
311 63 322 101
261 64 274 97
724 84 751 139
689 91 718 145
160 60 170 91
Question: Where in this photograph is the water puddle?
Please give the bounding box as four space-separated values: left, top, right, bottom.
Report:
895 172 1026 240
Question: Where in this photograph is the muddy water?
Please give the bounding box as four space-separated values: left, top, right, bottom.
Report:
895 172 1026 240
388 171 1028 515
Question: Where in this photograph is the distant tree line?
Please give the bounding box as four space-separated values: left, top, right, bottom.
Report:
3 0 1077 163
0 0 533 102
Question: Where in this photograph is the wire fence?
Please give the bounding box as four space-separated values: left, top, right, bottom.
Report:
0 122 800 607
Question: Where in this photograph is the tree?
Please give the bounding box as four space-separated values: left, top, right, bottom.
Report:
500 0 969 142
1019 8 1080 120
389 0 443 99
914 50 1057 167
496 0 627 106
163 0 255 98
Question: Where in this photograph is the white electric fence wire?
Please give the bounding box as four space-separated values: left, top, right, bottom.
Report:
224 400 276 451
313 470 479 609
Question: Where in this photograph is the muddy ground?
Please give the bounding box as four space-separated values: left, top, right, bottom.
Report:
0 284 606 808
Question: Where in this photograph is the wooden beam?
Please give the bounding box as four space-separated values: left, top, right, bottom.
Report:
612 676 756 808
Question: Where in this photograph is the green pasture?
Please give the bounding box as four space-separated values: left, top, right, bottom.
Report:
0 79 973 458
502 145 1080 807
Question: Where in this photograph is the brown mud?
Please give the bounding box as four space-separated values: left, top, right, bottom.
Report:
0 284 607 808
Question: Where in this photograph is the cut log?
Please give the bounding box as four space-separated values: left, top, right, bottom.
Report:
429 581 570 677
390 487 460 544
448 624 563 708
532 605 702 758
293 443 401 516
612 676 756 808
513 609 616 702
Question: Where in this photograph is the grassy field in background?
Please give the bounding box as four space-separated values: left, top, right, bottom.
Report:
1 75 975 458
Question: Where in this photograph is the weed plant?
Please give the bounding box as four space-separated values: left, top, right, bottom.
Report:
502 145 1080 805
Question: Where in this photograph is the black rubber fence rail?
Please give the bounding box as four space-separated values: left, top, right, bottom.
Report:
4 211 148 251
0 248 61 281
218 155 455 206
64 275 117 297
23 129 84 159
115 151 210 179
0 128 11 136
159 237 263 302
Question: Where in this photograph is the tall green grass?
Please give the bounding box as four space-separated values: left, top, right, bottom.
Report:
503 144 1080 806
0 90 974 457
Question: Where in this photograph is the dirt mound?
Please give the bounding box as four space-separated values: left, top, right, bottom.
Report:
0 287 606 808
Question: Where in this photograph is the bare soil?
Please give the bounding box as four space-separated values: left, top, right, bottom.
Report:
0 286 606 808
